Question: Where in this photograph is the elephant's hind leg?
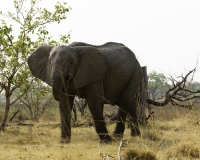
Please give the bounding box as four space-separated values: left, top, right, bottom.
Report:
114 76 141 137
115 96 140 137
127 99 141 136
113 107 127 138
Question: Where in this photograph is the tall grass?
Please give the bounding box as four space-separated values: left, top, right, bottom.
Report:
0 103 200 159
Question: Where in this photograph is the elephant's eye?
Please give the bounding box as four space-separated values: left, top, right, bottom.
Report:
70 62 73 65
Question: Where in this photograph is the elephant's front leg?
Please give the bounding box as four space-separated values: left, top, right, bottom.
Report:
59 96 74 143
87 99 111 143
85 82 111 143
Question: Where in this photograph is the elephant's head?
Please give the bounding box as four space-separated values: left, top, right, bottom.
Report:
28 45 109 101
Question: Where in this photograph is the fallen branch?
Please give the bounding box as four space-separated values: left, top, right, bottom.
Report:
14 122 34 126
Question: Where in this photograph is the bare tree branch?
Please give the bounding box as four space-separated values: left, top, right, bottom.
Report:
9 109 20 122
10 85 31 106
147 68 200 109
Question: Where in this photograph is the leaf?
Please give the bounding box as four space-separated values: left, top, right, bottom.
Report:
0 0 70 111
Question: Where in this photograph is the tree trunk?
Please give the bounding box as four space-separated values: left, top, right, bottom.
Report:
0 95 11 131
138 66 148 123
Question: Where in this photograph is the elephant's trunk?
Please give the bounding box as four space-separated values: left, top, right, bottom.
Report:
52 84 62 101
51 67 65 101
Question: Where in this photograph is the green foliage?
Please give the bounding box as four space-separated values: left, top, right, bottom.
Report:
148 71 171 99
0 0 70 127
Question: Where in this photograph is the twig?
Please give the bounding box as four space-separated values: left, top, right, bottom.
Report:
118 140 128 160
118 141 123 160
9 109 20 122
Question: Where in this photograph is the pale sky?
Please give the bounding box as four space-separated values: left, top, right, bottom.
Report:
1 0 200 82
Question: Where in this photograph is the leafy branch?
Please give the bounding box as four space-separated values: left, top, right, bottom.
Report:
0 0 71 130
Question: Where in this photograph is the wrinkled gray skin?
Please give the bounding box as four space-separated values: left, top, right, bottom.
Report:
28 42 143 143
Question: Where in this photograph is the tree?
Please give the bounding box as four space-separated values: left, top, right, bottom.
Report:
147 68 200 109
0 0 70 130
148 71 171 99
19 80 57 121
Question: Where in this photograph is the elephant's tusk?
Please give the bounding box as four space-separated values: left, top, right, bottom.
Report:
67 72 73 76
62 93 76 97
68 73 73 75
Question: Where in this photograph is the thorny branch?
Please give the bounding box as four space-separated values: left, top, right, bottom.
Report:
147 68 200 109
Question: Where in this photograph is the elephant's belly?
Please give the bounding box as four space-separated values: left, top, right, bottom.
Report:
104 75 130 105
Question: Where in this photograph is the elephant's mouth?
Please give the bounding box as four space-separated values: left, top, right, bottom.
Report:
61 84 76 98
64 71 75 87
61 73 75 96
52 70 76 101
65 72 73 81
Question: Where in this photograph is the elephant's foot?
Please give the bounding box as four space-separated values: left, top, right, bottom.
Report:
131 127 141 136
60 137 71 144
112 133 123 141
99 135 112 144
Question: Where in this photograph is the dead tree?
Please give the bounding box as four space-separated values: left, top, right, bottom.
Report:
147 68 200 109
139 67 148 122
139 67 200 122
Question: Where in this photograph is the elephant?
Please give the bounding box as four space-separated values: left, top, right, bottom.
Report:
28 42 143 143
72 96 88 121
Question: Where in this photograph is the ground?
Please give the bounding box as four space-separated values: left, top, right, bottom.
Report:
0 104 200 160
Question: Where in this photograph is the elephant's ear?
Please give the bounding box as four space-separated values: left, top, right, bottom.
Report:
71 47 109 89
28 45 54 86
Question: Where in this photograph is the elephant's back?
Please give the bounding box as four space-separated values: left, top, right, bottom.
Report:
102 46 136 70
69 41 125 48
100 45 141 104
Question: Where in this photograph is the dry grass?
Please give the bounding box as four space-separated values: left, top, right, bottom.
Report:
167 143 200 159
122 149 157 160
0 104 200 160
